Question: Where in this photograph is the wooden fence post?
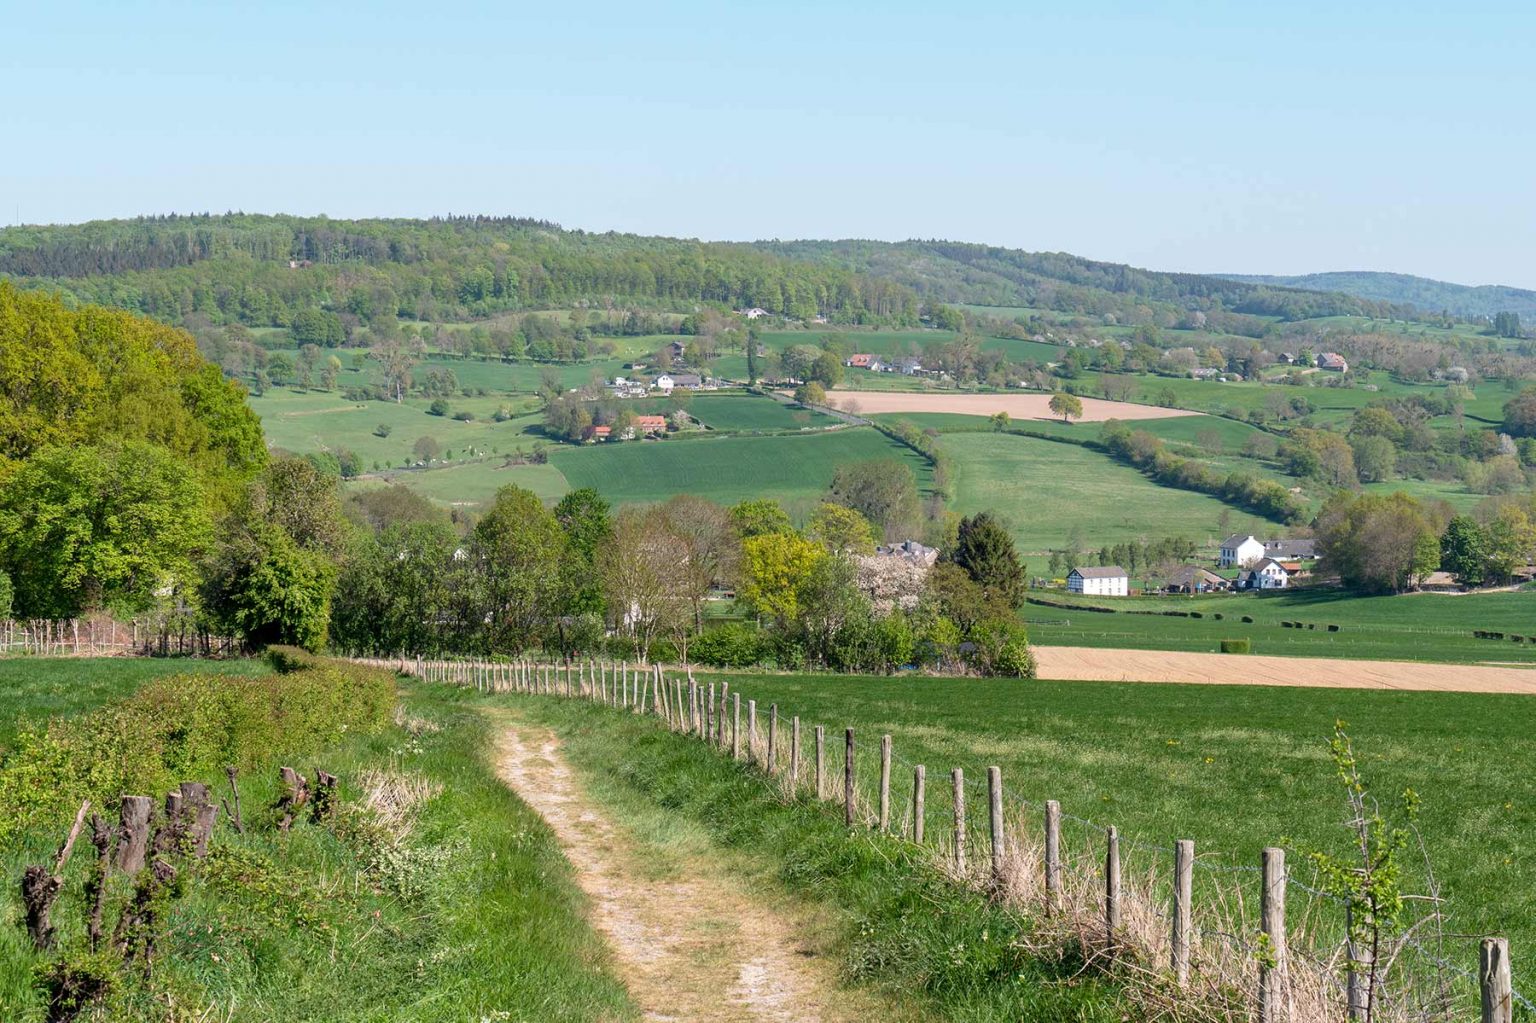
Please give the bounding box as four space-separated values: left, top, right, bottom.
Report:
1044 799 1061 911
732 693 741 759
1259 847 1289 1023
718 683 729 745
912 765 926 844
791 716 801 788
1105 826 1121 951
1481 937 1512 1023
707 683 716 741
988 766 1005 883
747 700 758 764
814 726 825 799
117 796 152 872
768 704 778 776
879 735 892 831
1173 839 1194 988
952 768 966 873
843 728 856 826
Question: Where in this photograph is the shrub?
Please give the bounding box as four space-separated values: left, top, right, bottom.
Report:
967 617 1037 678
452 410 475 422
428 398 449 416
1241 615 1254 624
691 622 768 668
1220 638 1251 654
0 658 395 846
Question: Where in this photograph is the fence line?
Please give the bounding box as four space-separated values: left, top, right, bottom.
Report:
369 654 1526 1023
0 617 240 658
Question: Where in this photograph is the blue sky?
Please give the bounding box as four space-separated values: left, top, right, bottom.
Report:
3 1 1533 286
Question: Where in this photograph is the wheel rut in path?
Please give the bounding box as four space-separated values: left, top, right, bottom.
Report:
491 718 880 1023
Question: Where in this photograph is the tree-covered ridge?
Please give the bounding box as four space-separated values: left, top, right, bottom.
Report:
1220 271 1536 321
0 282 264 487
752 238 1409 324
0 214 919 327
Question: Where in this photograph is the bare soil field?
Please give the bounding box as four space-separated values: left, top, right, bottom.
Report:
1034 645 1536 693
822 390 1203 422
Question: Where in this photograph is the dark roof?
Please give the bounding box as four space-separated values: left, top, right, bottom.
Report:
1221 534 1259 549
1166 565 1223 585
1071 565 1127 579
1264 538 1317 558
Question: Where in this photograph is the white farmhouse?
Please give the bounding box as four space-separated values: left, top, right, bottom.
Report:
1219 534 1267 568
1067 565 1129 597
1238 557 1290 590
653 373 675 393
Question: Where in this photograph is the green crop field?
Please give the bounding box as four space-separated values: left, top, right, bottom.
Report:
1025 587 1536 663
683 394 838 432
683 668 1536 972
552 427 933 514
350 457 570 509
937 432 1276 553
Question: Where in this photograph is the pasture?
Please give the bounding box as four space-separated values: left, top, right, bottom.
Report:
936 432 1274 553
680 668 1536 968
1024 588 1536 664
823 389 1199 422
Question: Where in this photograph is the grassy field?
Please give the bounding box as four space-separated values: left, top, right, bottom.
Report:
937 431 1275 553
683 394 838 432
0 658 270 745
349 457 571 508
0 667 636 1022
1024 587 1536 663
676 668 1536 981
552 426 934 513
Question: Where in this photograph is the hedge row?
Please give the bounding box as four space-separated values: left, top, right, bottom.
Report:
0 651 395 847
1279 622 1342 632
1473 630 1530 642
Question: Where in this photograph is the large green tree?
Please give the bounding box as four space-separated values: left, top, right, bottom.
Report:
951 511 1025 608
1439 515 1489 586
471 485 567 652
554 487 613 616
0 442 209 618
827 459 921 540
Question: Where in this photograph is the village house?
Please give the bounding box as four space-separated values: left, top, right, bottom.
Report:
669 372 704 389
874 539 939 566
845 353 886 371
1318 352 1349 372
739 307 770 320
892 356 924 375
635 414 668 434
1067 565 1129 597
1238 557 1291 590
1219 534 1267 568
652 373 675 393
1163 565 1225 594
1263 538 1317 560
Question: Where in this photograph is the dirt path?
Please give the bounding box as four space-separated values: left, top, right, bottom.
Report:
492 719 879 1023
1034 645 1536 693
820 389 1201 422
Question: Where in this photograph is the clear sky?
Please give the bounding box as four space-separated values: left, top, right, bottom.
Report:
3 1 1533 286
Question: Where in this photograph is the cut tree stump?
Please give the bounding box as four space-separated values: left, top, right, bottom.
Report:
117 796 152 872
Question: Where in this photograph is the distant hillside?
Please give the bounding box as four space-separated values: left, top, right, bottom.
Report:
1219 271 1536 321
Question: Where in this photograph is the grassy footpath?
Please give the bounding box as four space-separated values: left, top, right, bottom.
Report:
499 689 1132 1023
0 658 270 745
669 670 1536 974
0 668 633 1022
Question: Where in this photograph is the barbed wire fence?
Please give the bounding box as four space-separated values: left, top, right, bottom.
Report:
369 655 1526 1023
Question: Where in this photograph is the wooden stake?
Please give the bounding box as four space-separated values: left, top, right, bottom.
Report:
814 725 825 798
988 766 1005 882
747 700 758 764
732 693 741 759
1044 799 1061 910
913 765 926 844
952 768 966 873
1173 839 1194 988
1259 846 1289 1023
1481 937 1512 1023
844 728 856 827
879 735 892 831
1105 826 1121 951
767 704 778 775
790 716 801 788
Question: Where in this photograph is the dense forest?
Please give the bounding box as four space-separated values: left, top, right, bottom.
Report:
0 214 919 328
1222 271 1536 322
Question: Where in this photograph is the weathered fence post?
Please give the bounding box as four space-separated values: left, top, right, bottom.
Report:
814 726 825 798
1173 839 1194 987
988 766 1005 883
1481 937 1512 1023
1259 847 1289 1023
1347 905 1370 1021
117 796 152 872
879 735 892 831
790 716 801 788
747 700 758 764
951 768 965 873
707 683 716 740
767 704 778 776
912 765 926 844
1044 799 1061 911
732 693 741 759
718 682 729 744
1105 825 1121 951
844 728 856 826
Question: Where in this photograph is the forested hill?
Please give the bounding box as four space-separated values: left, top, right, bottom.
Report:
753 239 1408 325
0 214 919 326
1219 271 1536 321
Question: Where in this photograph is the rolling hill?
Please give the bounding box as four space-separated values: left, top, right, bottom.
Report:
1219 270 1536 321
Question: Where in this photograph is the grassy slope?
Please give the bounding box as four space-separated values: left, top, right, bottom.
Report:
1024 588 1536 663
680 669 1536 977
937 432 1275 554
0 658 270 745
0 673 635 1022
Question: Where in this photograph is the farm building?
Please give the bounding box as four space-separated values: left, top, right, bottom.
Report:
845 353 886 371
1237 558 1290 590
653 373 675 393
1318 352 1349 372
1264 538 1317 560
1219 534 1267 568
739 307 770 319
1163 565 1226 593
1067 566 1129 597
874 539 939 566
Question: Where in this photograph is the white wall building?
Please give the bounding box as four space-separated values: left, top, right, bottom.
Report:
1067 566 1129 597
1239 558 1290 590
1219 534 1267 568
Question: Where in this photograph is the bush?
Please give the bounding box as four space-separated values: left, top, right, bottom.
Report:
452 410 475 422
0 658 395 846
968 617 1036 678
691 622 768 668
1220 638 1251 654
1241 615 1254 624
428 398 449 416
